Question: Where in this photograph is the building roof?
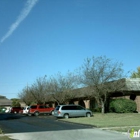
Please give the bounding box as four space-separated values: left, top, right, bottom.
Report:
46 78 140 102
71 78 140 98
0 95 12 106
125 78 140 91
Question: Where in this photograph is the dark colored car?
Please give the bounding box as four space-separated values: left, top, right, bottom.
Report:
10 107 23 114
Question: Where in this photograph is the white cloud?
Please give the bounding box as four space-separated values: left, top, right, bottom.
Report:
0 0 39 43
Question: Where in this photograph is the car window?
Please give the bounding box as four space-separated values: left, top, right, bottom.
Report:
76 106 85 110
45 105 50 108
13 107 21 109
30 106 37 109
23 107 29 110
39 105 44 109
62 106 69 110
62 106 76 110
55 106 60 110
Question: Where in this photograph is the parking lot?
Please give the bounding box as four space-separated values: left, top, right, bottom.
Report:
0 113 128 140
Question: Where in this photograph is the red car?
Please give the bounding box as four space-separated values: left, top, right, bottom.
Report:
10 107 23 114
28 105 54 116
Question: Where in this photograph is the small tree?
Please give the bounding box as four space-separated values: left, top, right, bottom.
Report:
18 76 49 105
47 72 79 104
29 76 49 104
79 56 126 113
11 98 21 107
18 86 34 105
131 67 140 78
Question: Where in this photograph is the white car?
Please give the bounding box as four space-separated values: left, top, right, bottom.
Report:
5 107 11 113
23 106 30 114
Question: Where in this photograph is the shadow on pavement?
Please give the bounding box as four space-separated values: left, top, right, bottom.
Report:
0 114 94 134
0 113 25 120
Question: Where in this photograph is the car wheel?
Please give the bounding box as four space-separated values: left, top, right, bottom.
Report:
34 111 39 116
51 110 54 115
86 112 91 117
64 114 69 119
28 113 32 116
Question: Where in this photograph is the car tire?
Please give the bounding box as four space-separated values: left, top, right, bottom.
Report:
51 110 54 115
86 112 91 117
34 111 39 116
28 113 32 116
64 114 69 119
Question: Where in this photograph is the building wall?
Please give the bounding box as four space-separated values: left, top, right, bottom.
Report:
135 96 140 112
71 95 140 112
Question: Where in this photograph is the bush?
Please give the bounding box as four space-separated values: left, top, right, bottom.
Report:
109 98 137 113
11 98 21 107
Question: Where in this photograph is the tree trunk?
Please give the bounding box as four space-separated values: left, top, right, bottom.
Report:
101 99 105 114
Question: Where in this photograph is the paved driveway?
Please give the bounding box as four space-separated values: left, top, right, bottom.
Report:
0 114 128 140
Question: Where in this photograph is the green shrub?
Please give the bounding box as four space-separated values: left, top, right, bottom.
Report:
109 98 137 113
11 98 21 107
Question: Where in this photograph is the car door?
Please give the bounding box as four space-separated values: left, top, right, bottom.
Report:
38 105 45 113
67 106 76 117
44 106 50 113
75 106 86 117
71 106 79 117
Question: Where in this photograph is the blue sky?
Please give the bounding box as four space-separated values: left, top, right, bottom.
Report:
0 0 140 99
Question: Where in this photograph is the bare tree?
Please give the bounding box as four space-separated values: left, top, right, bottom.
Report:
47 72 79 105
29 76 49 104
80 56 126 113
18 86 34 105
18 76 50 105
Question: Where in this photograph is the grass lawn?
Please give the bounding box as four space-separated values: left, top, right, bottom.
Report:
0 135 13 140
0 129 13 140
0 113 140 139
61 113 140 132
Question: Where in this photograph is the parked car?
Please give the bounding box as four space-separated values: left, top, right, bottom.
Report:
5 107 11 113
53 104 93 119
0 107 6 113
10 107 23 114
28 105 55 116
23 106 30 115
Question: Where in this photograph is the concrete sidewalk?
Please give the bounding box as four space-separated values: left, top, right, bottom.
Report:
3 128 128 140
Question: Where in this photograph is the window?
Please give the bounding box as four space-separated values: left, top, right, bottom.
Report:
39 105 44 109
55 106 60 110
30 106 37 109
62 105 77 110
76 106 85 110
62 106 69 110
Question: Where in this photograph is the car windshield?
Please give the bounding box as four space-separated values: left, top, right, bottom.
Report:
23 106 30 110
